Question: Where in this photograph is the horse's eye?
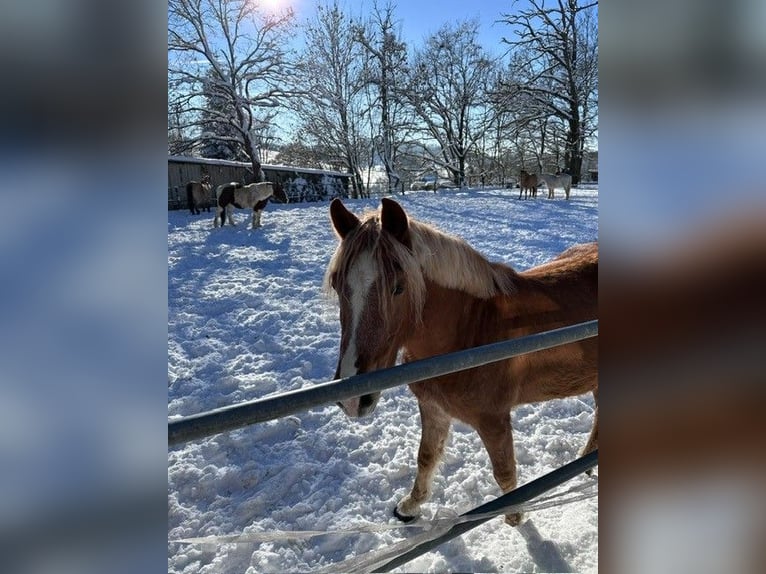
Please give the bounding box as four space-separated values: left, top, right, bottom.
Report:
392 283 404 296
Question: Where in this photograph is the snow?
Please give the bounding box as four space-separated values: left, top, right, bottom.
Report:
168 186 599 573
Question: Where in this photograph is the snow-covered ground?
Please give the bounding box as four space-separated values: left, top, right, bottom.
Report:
168 186 599 573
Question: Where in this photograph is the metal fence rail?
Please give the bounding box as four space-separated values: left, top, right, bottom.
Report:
168 320 597 446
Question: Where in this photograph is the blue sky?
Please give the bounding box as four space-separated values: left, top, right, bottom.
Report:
290 0 521 57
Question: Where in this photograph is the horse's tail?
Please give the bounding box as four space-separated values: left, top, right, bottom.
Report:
186 183 195 212
273 182 289 204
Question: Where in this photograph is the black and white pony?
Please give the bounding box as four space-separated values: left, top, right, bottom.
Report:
214 182 275 229
186 174 212 214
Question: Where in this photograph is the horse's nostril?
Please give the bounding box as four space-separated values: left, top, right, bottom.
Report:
359 395 374 410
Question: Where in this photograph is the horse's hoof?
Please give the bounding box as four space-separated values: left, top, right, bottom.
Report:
504 512 525 527
393 507 418 523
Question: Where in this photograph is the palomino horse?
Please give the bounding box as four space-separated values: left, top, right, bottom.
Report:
538 172 573 200
214 182 275 229
186 174 212 214
326 198 597 526
519 170 539 200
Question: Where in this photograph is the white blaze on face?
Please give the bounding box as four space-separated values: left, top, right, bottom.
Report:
337 250 377 415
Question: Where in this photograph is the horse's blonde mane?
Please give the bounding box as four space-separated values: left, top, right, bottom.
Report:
408 218 516 299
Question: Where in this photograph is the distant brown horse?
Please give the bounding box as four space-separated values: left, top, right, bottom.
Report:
519 169 539 200
186 174 212 214
326 198 598 526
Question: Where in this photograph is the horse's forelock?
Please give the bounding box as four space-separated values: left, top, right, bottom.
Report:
324 216 376 298
374 226 426 326
325 213 426 326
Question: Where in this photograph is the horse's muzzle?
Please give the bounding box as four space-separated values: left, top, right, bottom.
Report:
336 393 379 418
357 394 378 417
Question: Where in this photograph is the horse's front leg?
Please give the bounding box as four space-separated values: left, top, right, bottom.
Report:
251 209 262 229
395 401 451 522
582 389 598 455
476 414 523 526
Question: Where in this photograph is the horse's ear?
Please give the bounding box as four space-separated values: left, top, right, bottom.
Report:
330 198 360 239
380 197 410 245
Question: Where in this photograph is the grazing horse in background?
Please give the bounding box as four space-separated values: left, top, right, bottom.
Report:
519 170 539 200
270 181 289 204
326 198 598 526
214 181 275 229
186 174 212 214
539 172 573 199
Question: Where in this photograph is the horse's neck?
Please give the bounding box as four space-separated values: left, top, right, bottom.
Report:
403 269 595 361
403 279 506 360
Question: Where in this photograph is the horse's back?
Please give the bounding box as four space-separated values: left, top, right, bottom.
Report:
525 241 596 270
552 241 597 266
521 172 538 186
541 173 572 188
245 182 274 206
215 182 241 205
516 242 598 319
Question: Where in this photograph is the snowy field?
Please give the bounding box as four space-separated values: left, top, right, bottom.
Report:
168 186 599 573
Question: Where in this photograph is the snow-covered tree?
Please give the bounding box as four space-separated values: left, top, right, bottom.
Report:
499 0 598 184
168 0 295 179
403 20 494 187
292 2 368 198
168 96 195 156
276 140 323 169
355 1 412 195
197 69 245 160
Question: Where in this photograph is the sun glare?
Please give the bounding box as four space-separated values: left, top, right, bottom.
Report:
258 0 293 15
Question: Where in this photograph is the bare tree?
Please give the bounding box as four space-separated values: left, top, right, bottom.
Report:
404 20 494 187
276 140 324 169
500 0 598 184
168 0 295 180
168 96 196 156
355 1 411 195
292 2 368 198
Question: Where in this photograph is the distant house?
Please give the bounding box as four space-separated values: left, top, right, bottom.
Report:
168 155 352 209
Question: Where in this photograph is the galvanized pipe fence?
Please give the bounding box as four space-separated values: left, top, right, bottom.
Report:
372 449 598 572
168 320 597 446
169 320 599 570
